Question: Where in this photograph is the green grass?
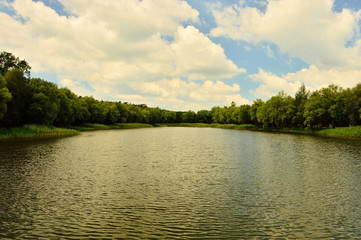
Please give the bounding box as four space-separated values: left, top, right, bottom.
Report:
69 123 154 131
0 124 79 139
154 123 255 130
249 126 361 138
154 123 361 139
2 123 360 140
317 126 361 138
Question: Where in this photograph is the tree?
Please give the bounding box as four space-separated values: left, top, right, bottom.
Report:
211 106 226 123
0 75 12 121
182 110 196 123
103 102 121 124
28 78 60 125
196 110 212 123
0 51 31 78
74 97 91 124
149 107 162 123
250 99 264 126
54 88 79 126
293 84 310 127
2 69 31 126
349 84 361 126
304 85 341 128
82 97 107 123
257 91 296 128
233 105 251 124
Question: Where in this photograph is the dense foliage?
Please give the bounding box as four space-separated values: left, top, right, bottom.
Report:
1 51 361 128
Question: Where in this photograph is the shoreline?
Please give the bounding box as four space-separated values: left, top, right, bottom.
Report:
1 123 361 140
154 123 361 139
0 124 80 139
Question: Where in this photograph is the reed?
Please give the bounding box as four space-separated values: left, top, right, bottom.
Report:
69 123 154 131
0 124 79 139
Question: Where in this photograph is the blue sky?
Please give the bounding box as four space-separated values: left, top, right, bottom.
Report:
1 0 361 111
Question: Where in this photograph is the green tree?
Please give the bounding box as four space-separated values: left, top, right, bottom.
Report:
2 69 31 126
83 97 107 123
233 105 251 124
250 99 264 126
54 88 80 126
75 97 91 124
196 110 212 123
293 84 310 127
304 85 341 128
115 102 129 123
0 51 31 78
104 102 121 124
182 110 196 123
257 91 296 128
28 78 60 125
149 107 162 123
211 106 226 123
0 75 12 121
348 84 361 126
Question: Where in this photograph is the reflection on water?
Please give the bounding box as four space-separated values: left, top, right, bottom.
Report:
1 128 361 238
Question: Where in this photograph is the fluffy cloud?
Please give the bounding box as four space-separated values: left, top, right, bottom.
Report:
0 0 245 110
249 69 301 99
210 0 361 70
250 66 361 99
133 78 249 111
171 26 245 80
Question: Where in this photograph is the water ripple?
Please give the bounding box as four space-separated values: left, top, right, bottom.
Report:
1 128 361 238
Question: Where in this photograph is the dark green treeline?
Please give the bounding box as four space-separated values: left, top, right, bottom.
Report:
1 51 361 128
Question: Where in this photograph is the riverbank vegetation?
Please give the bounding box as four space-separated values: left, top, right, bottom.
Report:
1 51 361 139
154 123 255 130
69 123 154 131
0 124 79 139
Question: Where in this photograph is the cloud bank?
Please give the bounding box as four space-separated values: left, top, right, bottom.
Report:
0 0 245 110
210 0 361 99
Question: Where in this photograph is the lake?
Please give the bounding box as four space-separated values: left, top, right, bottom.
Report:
1 127 361 239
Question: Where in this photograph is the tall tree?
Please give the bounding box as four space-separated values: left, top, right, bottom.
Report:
2 69 31 126
304 85 341 128
257 91 295 128
0 51 31 78
293 84 310 127
250 99 264 126
196 110 212 123
0 75 12 121
28 78 60 125
182 110 196 123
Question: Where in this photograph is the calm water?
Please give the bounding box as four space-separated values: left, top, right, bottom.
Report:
1 127 361 239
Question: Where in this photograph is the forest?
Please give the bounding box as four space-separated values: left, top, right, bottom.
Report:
1 51 361 129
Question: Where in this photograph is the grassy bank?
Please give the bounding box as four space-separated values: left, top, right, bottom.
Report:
0 124 79 139
154 123 255 130
155 123 361 139
317 126 361 138
69 123 154 131
154 123 254 129
241 125 361 138
2 123 361 140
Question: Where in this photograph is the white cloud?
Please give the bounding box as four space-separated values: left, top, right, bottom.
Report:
171 26 245 80
115 94 145 102
210 0 361 70
249 69 301 99
60 79 95 97
250 66 361 99
132 78 249 110
0 0 246 110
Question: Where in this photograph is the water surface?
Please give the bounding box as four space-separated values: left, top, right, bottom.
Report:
1 127 361 238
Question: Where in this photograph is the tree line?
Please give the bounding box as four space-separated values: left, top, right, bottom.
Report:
1 51 361 128
210 83 361 128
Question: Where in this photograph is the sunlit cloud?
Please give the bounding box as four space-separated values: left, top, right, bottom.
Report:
0 0 246 110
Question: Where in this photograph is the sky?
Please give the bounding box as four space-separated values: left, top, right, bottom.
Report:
1 0 361 111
